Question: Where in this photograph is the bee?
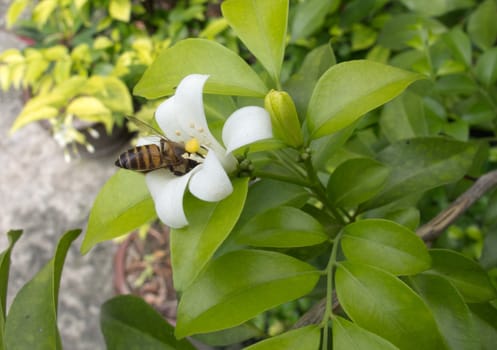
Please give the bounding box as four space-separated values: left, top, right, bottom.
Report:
115 117 203 175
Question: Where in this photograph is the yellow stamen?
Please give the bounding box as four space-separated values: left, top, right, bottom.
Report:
185 138 200 153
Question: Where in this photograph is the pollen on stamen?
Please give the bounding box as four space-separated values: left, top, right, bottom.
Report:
175 130 181 136
197 127 204 133
189 122 195 129
185 137 201 153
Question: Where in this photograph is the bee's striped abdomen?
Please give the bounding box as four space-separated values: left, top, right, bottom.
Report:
115 144 163 171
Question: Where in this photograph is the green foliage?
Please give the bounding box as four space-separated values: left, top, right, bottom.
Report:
171 178 249 291
175 249 320 338
133 39 268 99
3 229 81 350
101 295 195 349
306 60 423 138
81 170 155 254
8 0 497 348
336 262 447 350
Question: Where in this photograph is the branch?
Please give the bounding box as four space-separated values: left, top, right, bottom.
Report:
417 169 497 242
293 169 497 328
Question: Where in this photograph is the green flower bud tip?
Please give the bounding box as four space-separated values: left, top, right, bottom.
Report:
264 90 303 148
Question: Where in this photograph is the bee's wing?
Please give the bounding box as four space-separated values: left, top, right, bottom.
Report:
127 116 170 141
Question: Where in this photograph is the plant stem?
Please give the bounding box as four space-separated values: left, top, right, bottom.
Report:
321 231 343 350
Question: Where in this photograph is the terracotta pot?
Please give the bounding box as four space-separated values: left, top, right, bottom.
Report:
113 224 178 325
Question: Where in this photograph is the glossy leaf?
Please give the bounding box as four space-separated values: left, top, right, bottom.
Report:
469 303 497 350
335 262 446 350
134 39 268 99
467 0 497 51
400 0 474 18
291 0 337 41
175 250 320 338
381 91 428 142
171 178 248 291
382 207 420 231
443 28 472 67
4 229 81 350
232 179 309 234
363 138 476 209
307 60 422 139
193 324 263 346
333 316 399 350
81 170 155 254
410 274 480 350
0 230 23 349
285 43 336 119
327 158 390 208
342 219 431 275
221 0 287 83
475 47 497 86
101 295 194 350
244 325 320 350
236 206 328 248
378 14 446 51
424 249 497 303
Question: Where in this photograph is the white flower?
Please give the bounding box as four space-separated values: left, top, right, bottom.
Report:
145 74 272 228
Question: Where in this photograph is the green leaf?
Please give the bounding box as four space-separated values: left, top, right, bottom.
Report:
380 91 428 142
310 123 355 171
467 0 497 51
378 14 446 51
221 0 288 83
134 39 268 99
335 262 446 350
236 206 327 248
100 295 195 350
410 274 480 350
333 316 399 350
399 0 474 17
307 60 423 139
475 47 497 86
327 158 390 208
363 138 477 209
109 0 131 21
244 325 320 350
341 219 431 275
171 178 248 291
81 170 155 254
0 230 23 349
176 250 320 338
481 228 497 269
4 229 81 350
443 27 472 67
469 303 497 350
285 43 336 119
232 179 309 235
424 249 497 303
193 324 263 346
290 0 337 41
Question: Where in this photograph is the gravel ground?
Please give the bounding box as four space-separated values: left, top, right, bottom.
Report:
0 2 120 347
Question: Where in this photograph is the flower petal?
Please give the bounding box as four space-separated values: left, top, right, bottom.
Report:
189 151 233 202
222 106 273 153
145 169 194 228
155 74 211 144
155 74 237 171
